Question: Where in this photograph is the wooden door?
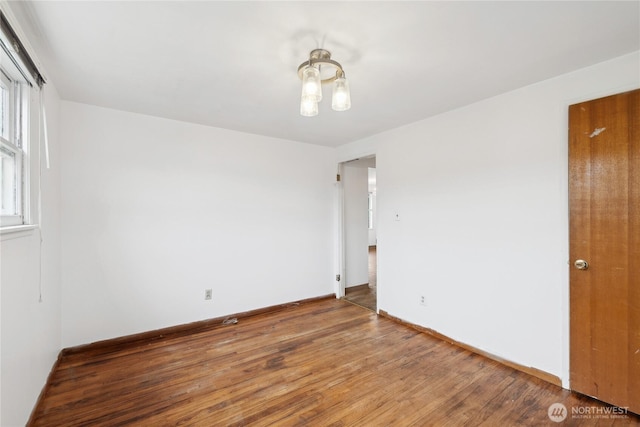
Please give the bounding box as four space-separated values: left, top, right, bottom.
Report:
569 89 639 414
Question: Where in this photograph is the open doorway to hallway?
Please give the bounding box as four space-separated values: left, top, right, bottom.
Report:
341 157 377 312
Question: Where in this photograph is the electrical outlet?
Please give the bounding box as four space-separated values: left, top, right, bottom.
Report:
419 295 426 306
205 289 212 300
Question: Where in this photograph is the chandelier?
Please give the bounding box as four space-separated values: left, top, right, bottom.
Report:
297 49 351 117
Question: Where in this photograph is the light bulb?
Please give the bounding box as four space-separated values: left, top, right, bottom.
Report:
332 76 351 111
300 97 318 117
301 65 322 102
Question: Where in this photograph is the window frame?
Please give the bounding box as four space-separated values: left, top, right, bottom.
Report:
0 58 29 227
0 6 46 236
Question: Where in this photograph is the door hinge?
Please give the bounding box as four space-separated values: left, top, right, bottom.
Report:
335 274 341 282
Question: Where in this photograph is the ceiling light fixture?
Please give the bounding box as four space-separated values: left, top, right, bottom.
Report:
298 49 351 117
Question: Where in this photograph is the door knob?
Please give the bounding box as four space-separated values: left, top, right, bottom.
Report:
574 259 589 270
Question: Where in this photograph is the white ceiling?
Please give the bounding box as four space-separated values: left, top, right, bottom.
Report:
12 1 640 147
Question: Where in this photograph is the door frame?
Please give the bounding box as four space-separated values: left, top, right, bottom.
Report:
335 153 377 307
335 161 346 298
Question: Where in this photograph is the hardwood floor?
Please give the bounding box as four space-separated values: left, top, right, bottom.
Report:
343 246 377 311
30 299 639 426
343 284 376 312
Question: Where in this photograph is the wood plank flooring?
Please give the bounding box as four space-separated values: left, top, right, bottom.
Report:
343 284 376 312
30 299 639 426
343 246 377 311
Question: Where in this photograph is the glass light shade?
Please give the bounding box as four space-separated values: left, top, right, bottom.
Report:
331 76 351 111
301 65 322 102
300 97 318 117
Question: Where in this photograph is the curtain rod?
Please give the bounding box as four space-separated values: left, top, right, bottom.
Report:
0 11 45 87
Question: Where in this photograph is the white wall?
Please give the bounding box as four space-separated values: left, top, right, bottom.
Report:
60 102 335 347
343 164 369 287
339 51 639 386
1 82 62 426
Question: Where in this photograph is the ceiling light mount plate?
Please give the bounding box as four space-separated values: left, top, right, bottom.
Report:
297 48 345 83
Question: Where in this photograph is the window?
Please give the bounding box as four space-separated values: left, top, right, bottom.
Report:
0 10 45 229
0 64 28 226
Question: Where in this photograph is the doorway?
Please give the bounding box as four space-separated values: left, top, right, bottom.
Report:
569 89 639 413
341 156 377 312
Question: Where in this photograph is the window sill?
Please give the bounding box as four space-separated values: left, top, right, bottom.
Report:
0 224 38 241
